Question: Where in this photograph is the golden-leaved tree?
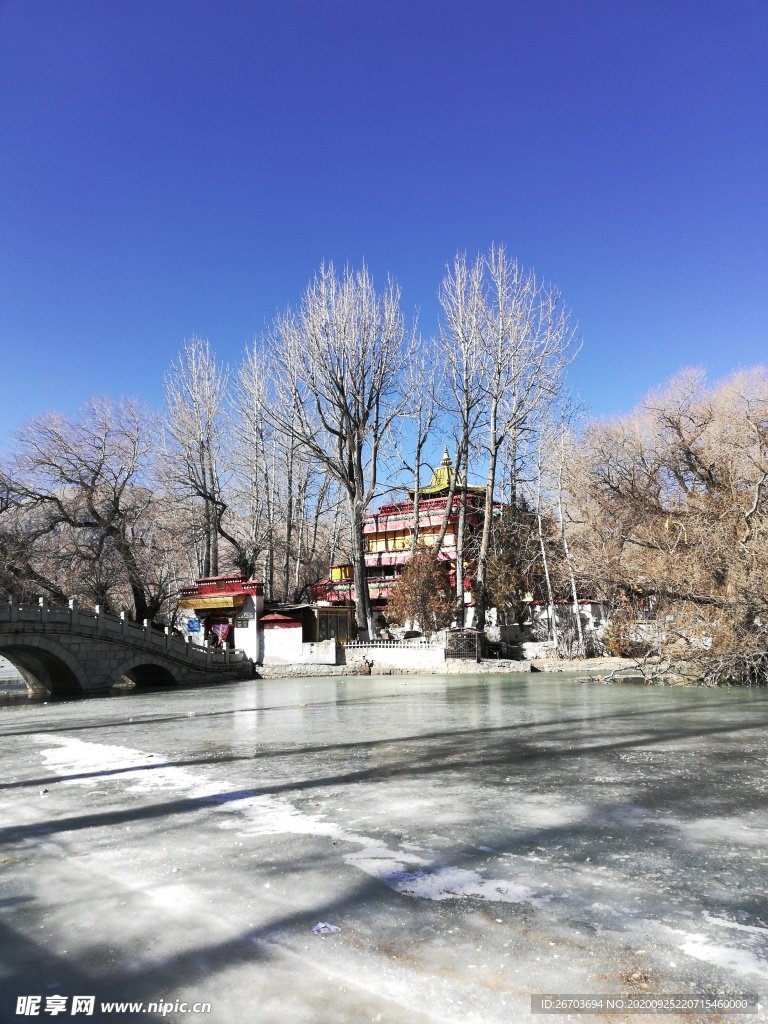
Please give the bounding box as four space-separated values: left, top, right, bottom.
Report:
385 545 457 637
568 367 768 684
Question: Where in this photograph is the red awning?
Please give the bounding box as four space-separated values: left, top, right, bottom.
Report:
260 612 303 629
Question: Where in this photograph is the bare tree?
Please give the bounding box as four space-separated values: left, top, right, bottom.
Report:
438 246 580 629
230 344 278 582
1 398 179 620
568 367 768 684
537 410 587 654
484 495 541 627
393 335 442 552
437 255 486 618
533 444 559 647
266 262 413 638
163 336 229 577
235 342 350 599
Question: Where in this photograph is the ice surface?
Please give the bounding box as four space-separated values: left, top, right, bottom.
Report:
38 733 551 908
1 674 768 1023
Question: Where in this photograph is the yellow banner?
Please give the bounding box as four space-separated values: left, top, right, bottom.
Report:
177 595 246 611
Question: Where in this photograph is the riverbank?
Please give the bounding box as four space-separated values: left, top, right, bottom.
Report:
256 656 639 680
532 656 639 676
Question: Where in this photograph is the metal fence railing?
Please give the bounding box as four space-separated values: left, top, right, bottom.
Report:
444 630 481 662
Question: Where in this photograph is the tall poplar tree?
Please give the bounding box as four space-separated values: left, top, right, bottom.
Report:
439 246 579 629
266 263 413 638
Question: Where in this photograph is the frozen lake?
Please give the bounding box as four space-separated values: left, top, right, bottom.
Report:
1 674 767 1023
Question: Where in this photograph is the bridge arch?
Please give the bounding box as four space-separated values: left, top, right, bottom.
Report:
0 634 88 697
109 655 181 691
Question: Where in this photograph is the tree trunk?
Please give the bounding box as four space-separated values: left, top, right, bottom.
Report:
131 584 153 624
293 500 305 599
411 460 421 553
283 438 295 600
203 447 219 577
349 496 373 639
556 451 584 654
203 501 212 577
455 472 468 626
535 468 558 647
474 399 499 631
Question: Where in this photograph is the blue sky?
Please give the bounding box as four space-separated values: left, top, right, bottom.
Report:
1 0 766 441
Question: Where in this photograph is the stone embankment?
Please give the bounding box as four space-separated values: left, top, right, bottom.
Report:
532 656 639 676
256 654 640 680
257 663 358 678
345 647 534 676
257 659 535 679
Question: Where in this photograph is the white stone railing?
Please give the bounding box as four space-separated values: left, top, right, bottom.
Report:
344 637 444 649
0 596 245 668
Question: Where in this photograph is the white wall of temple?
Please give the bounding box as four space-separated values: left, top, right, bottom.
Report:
261 626 303 663
297 640 338 665
233 593 263 661
261 629 338 665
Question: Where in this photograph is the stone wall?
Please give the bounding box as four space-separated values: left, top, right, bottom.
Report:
298 640 338 665
344 644 446 674
262 631 339 666
343 643 532 675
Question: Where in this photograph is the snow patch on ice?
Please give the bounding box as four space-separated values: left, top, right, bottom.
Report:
676 933 768 980
662 925 768 981
704 914 768 937
672 816 767 846
38 735 547 907
38 736 180 786
367 863 551 905
147 884 198 909
505 794 590 829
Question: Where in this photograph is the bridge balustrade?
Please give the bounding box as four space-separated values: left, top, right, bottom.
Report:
0 596 245 667
0 595 249 697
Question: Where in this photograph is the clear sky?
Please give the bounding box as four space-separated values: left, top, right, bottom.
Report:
1 0 766 441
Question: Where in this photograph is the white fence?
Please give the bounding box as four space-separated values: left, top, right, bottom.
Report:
344 637 444 650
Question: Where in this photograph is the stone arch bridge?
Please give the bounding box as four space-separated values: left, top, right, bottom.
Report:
0 597 252 697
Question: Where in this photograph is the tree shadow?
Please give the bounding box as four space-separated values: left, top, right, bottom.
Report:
0 865 418 1024
3 693 764 793
4 707 768 848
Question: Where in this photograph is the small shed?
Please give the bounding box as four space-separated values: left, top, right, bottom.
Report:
261 605 340 665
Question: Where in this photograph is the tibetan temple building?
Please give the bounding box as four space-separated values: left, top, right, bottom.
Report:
313 448 489 618
177 574 264 660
